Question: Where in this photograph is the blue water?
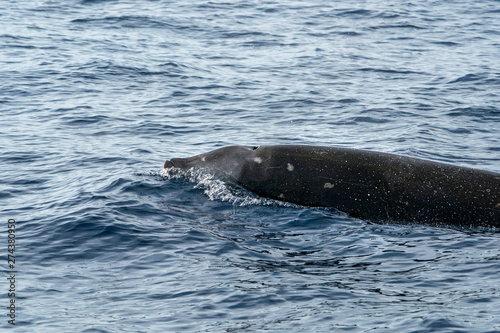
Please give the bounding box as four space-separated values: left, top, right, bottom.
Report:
2 0 500 331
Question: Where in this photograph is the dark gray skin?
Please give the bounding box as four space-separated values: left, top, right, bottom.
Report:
164 145 500 227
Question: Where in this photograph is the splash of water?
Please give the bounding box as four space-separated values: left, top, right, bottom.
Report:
161 166 294 208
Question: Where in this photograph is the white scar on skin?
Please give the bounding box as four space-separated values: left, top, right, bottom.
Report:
201 157 206 162
287 163 294 171
324 182 334 188
254 157 262 164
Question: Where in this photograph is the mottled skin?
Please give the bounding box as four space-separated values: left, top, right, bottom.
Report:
164 145 500 227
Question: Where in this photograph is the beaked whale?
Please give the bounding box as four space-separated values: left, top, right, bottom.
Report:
164 145 500 227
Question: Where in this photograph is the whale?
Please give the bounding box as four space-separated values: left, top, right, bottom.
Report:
164 145 500 227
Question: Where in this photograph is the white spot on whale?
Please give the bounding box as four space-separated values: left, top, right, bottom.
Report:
287 163 294 171
254 157 262 164
279 193 285 198
201 157 206 162
324 182 335 189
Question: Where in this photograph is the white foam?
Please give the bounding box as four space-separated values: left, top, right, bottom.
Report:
161 167 295 207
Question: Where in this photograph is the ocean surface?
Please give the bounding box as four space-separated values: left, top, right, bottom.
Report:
2 0 500 332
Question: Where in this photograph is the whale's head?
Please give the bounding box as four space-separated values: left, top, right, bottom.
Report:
164 145 266 184
163 145 325 203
